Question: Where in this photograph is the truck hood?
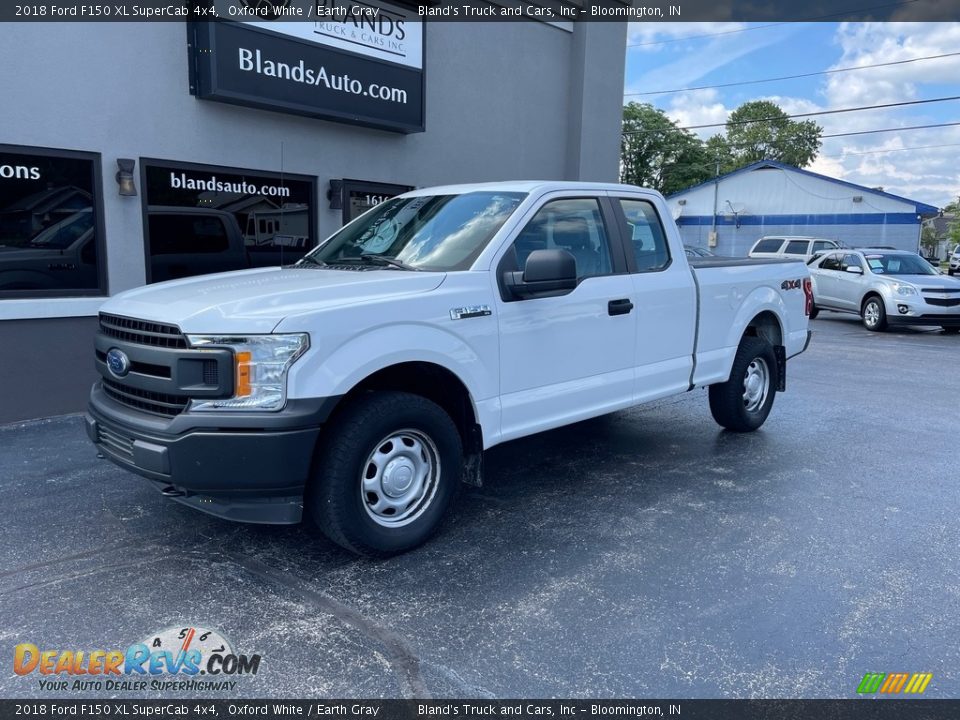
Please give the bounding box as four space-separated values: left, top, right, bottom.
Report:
99 266 447 333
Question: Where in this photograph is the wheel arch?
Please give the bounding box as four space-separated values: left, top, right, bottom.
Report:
320 361 484 481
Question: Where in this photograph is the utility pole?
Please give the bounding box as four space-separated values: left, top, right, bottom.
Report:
710 156 720 247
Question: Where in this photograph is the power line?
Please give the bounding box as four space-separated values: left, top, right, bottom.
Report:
836 141 960 157
625 51 960 98
621 96 960 136
625 0 922 48
821 120 960 139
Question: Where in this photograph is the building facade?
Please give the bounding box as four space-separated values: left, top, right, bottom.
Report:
668 160 939 257
0 13 627 423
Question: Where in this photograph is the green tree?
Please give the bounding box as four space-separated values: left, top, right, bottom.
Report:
620 102 712 195
723 100 822 169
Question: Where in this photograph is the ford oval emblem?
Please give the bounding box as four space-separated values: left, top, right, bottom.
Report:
106 348 131 378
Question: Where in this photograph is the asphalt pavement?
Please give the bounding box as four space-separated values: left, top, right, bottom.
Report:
2 311 958 699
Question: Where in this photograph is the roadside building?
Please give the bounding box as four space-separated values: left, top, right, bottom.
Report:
0 10 627 423
667 160 939 256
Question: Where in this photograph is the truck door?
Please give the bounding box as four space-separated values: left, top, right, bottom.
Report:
496 195 637 441
612 197 697 403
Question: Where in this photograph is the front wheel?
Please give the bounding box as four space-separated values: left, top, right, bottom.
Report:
307 391 463 556
861 296 887 332
709 336 777 432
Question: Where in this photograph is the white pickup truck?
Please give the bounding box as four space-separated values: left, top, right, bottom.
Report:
86 182 812 555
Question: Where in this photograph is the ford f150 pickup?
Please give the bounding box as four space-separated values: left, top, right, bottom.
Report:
86 182 813 556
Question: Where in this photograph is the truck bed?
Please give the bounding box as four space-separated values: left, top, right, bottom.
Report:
689 256 808 269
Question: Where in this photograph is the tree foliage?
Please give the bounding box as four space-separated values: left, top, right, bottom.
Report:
720 101 822 170
620 103 713 195
620 100 824 193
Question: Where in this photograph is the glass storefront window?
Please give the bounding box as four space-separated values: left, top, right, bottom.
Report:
142 160 317 284
0 146 105 297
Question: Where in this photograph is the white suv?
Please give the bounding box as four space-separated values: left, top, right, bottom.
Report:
748 236 841 262
949 244 960 276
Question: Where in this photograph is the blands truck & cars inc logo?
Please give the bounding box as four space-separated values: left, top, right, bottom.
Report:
13 626 261 693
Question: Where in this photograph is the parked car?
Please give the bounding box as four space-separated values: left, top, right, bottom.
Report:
749 236 841 262
949 244 960 276
684 245 715 258
86 181 812 556
808 248 960 332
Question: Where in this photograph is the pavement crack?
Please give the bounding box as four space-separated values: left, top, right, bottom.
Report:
224 553 431 700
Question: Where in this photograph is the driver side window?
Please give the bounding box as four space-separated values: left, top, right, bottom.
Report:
512 198 612 281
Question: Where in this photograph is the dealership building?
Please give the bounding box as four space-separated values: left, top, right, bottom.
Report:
0 9 627 423
668 160 939 256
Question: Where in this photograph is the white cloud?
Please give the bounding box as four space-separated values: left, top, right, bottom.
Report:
664 89 730 138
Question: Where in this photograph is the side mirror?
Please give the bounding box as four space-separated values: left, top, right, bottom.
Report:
845 266 863 274
504 249 577 299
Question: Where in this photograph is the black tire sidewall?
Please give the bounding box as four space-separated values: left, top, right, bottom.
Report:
709 336 777 432
311 393 462 555
862 297 886 331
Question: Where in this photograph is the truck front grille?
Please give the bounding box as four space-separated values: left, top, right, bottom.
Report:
99 313 188 349
102 380 190 418
96 423 135 460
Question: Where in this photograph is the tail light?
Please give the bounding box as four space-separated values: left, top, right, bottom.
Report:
803 277 813 316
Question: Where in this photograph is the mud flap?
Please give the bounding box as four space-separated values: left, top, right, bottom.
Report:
774 345 787 392
461 423 484 487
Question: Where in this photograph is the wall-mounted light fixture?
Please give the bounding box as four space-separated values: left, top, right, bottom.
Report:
677 199 687 206
116 158 137 197
327 179 343 210
852 195 863 203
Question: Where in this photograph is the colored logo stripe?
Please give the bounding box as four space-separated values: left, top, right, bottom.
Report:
857 672 932 694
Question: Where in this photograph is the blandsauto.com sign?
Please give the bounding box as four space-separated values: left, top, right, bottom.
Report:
190 2 424 133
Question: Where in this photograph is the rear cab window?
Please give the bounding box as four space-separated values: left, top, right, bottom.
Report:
617 198 670 272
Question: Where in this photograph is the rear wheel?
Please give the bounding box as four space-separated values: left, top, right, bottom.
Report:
709 336 778 432
307 391 462 557
861 296 887 332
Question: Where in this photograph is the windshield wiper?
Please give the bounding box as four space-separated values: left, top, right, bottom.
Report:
357 254 421 271
296 254 327 267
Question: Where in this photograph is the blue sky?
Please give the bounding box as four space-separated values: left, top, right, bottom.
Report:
623 22 960 208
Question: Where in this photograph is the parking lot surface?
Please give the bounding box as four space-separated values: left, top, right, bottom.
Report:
2 313 958 699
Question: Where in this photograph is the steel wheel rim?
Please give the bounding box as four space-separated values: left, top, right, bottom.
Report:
742 357 770 413
360 429 441 528
864 301 880 327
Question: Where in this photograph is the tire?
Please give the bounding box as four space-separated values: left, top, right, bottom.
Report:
809 304 820 320
861 296 887 332
709 336 778 432
942 326 960 334
949 269 955 276
307 391 462 557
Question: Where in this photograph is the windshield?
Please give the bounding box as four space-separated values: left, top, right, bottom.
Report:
864 253 938 276
303 191 527 271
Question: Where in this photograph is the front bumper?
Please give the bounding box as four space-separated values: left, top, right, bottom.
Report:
883 296 960 327
87 383 337 524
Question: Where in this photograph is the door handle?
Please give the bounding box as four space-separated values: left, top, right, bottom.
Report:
608 298 634 316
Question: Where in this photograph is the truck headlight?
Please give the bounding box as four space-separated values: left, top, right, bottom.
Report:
185 334 309 411
893 284 917 296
